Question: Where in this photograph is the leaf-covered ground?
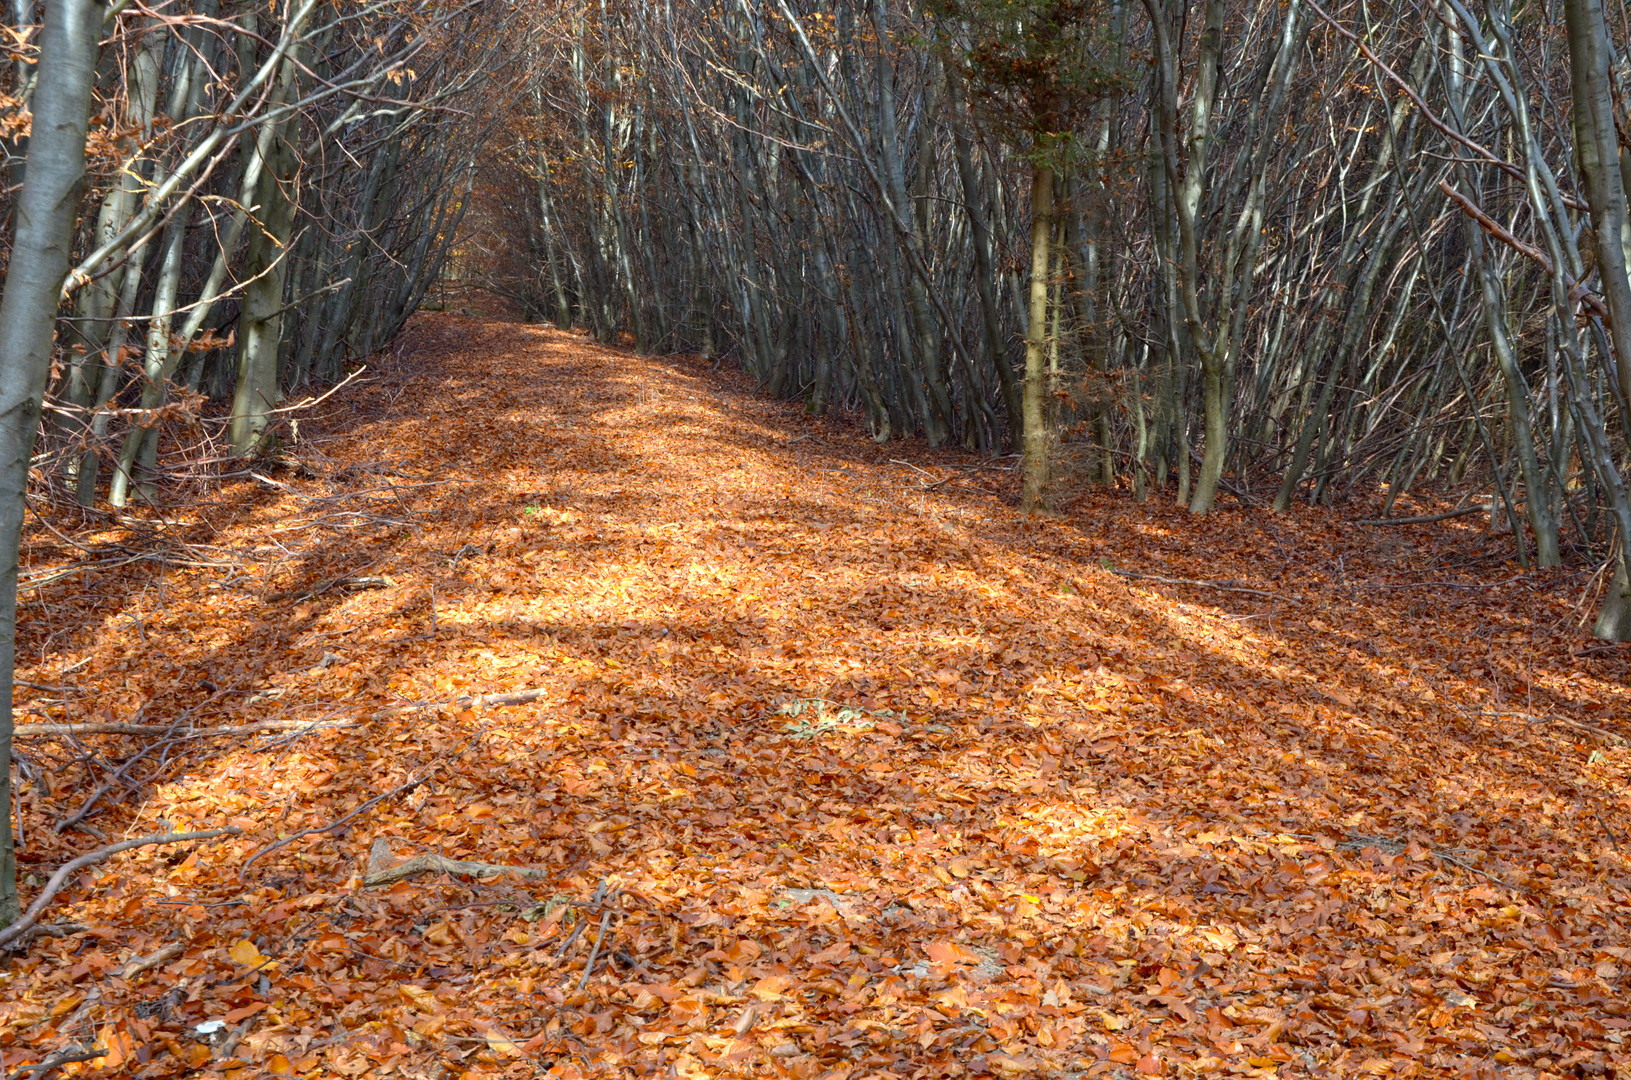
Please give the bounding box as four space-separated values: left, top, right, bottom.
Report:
4 314 1630 1080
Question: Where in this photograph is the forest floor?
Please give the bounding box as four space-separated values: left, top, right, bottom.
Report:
4 313 1631 1080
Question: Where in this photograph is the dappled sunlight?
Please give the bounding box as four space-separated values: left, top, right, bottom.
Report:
5 315 1629 1080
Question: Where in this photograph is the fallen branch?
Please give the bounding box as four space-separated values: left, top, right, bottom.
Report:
6 1049 102 1080
1339 833 1535 895
264 566 389 603
0 828 241 950
1591 800 1624 855
556 880 609 958
1101 569 1277 599
0 922 92 948
14 718 357 738
577 907 614 990
369 687 547 719
364 851 553 888
240 773 426 881
113 941 185 979
1471 708 1630 747
1355 502 1492 526
55 724 177 834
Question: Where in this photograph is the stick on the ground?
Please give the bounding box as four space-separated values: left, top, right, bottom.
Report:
577 906 614 991
555 880 608 958
113 941 185 979
239 774 426 881
1358 575 1527 591
364 851 553 887
6 1049 102 1080
0 828 241 949
1355 503 1492 526
14 719 358 738
1592 801 1624 854
369 688 547 719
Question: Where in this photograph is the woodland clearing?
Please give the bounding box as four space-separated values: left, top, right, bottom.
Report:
2 313 1629 1080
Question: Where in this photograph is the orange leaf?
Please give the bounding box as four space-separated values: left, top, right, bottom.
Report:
751 976 791 1001
223 1002 266 1024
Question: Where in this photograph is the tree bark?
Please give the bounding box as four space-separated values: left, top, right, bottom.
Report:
230 58 301 457
0 0 102 929
1022 161 1055 514
1563 0 1631 637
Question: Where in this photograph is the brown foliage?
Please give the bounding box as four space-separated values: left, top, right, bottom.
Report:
3 314 1628 1080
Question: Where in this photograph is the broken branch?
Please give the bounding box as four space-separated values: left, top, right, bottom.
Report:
1356 502 1494 526
240 773 426 881
364 852 553 887
0 828 241 950
14 718 358 738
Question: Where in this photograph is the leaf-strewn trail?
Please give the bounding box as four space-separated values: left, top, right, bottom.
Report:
5 315 1631 1080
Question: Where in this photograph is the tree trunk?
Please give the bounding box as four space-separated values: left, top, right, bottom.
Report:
948 71 1021 442
1021 161 1054 514
108 207 188 506
230 58 300 456
1563 0 1631 637
0 0 101 930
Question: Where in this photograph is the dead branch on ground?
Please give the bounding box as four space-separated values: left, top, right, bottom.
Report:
0 828 242 950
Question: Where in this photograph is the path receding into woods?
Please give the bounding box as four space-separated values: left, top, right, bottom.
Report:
6 315 1631 1080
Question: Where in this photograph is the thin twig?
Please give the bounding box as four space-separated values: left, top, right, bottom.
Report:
239 774 427 881
1592 801 1624 855
1357 575 1528 591
15 718 358 738
1355 502 1492 526
576 907 614 991
555 880 608 959
6 1049 103 1080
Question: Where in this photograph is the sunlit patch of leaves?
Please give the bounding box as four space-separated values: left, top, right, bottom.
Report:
3 314 1628 1080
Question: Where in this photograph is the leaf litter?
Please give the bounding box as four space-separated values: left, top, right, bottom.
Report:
3 312 1630 1080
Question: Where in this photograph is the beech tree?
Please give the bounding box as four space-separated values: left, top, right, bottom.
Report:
459 0 1631 635
0 0 101 928
932 0 1124 512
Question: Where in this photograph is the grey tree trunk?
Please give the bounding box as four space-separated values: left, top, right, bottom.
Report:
0 0 101 929
230 59 300 457
1563 0 1631 637
948 70 1021 441
1021 162 1054 514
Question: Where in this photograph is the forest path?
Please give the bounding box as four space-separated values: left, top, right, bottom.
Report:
9 314 1631 1079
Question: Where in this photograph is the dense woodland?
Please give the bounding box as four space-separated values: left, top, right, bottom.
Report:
467 0 1631 631
1 0 1630 1076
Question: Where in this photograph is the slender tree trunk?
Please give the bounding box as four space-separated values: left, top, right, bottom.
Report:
1563 0 1631 636
948 71 1021 442
0 0 101 930
1022 161 1054 514
230 62 299 457
109 208 188 506
536 148 574 329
